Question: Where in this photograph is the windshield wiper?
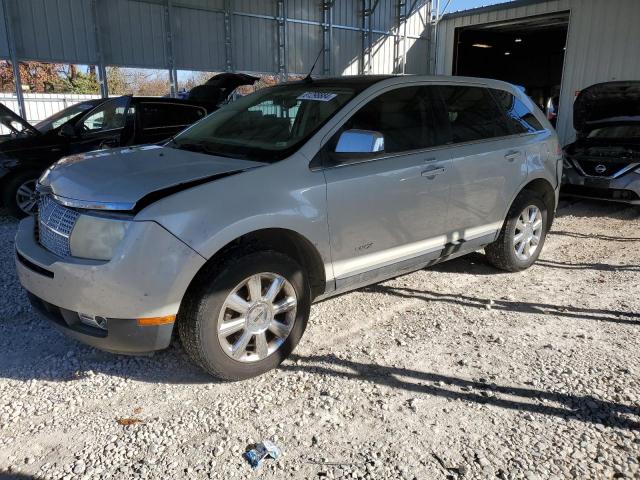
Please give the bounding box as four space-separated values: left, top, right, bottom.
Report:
169 139 250 160
171 140 216 154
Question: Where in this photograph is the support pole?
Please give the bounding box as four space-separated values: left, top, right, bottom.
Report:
276 0 288 81
360 0 369 74
393 0 406 74
91 0 108 97
321 0 333 76
2 0 25 117
224 0 233 72
165 0 177 97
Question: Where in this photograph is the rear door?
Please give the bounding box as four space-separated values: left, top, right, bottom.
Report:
434 85 528 241
135 102 208 144
323 85 452 288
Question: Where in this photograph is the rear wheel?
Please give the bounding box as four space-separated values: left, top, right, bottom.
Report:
2 171 40 218
485 191 548 272
178 250 310 380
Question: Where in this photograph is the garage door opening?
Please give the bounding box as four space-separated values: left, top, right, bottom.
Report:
453 12 569 124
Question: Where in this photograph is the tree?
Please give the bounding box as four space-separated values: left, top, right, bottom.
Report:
0 61 100 94
106 67 170 96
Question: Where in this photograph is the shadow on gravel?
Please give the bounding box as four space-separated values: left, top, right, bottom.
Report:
551 230 640 243
284 353 640 431
536 259 640 272
429 249 639 276
362 285 640 327
0 325 215 384
555 198 639 220
428 252 501 276
0 472 36 479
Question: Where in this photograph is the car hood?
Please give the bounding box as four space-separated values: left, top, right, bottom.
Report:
38 144 265 211
574 81 640 135
0 103 40 137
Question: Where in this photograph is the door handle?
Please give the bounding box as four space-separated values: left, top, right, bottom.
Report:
504 150 520 162
421 167 446 178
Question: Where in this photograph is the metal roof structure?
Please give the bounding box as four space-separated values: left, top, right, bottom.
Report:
0 0 434 117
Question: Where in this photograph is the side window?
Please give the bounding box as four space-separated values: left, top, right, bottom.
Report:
491 89 545 134
438 86 511 143
140 103 206 130
81 97 129 133
343 86 436 154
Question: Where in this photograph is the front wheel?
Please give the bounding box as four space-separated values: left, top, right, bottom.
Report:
2 171 40 218
485 191 548 272
178 250 310 381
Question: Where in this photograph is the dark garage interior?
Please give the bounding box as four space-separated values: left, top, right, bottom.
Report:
453 12 569 114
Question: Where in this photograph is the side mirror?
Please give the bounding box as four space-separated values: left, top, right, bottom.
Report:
59 123 77 138
335 129 385 154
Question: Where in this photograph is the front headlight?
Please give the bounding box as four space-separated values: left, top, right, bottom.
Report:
70 214 131 261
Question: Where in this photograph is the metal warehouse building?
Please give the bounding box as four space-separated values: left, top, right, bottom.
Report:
434 0 640 146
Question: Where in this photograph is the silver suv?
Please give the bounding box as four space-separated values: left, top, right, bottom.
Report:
15 75 562 380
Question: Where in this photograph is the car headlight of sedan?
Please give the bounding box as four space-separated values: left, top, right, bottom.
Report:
70 214 131 261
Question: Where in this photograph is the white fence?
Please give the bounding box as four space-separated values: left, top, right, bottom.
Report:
0 93 101 132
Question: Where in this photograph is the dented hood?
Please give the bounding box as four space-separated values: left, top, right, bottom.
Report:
574 81 640 135
38 145 265 211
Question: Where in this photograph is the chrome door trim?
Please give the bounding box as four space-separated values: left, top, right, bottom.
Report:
331 221 503 279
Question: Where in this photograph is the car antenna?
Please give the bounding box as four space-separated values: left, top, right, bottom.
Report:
304 48 323 83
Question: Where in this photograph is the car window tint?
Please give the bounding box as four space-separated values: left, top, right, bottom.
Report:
140 103 206 130
491 89 544 134
344 86 436 153
438 86 511 143
81 97 129 132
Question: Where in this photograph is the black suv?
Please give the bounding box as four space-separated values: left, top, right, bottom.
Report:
0 73 257 217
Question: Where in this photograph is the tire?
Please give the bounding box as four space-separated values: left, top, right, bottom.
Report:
2 170 40 219
485 190 548 272
178 250 310 381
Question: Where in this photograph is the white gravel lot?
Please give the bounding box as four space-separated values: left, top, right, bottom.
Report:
0 199 639 480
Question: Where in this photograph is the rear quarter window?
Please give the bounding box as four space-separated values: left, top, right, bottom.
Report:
140 103 206 130
491 89 545 134
438 86 511 143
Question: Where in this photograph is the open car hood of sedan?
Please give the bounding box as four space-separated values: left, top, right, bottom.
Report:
574 81 640 135
0 103 40 137
38 145 265 211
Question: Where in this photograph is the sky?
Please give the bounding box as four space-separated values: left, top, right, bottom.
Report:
440 0 513 15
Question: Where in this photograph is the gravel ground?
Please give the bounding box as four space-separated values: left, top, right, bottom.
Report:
0 199 639 480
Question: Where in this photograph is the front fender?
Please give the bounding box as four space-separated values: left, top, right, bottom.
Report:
136 154 333 279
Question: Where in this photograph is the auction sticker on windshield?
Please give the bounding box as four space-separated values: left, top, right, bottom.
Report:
297 92 338 102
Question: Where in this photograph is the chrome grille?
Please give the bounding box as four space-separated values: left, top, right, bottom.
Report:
37 195 79 257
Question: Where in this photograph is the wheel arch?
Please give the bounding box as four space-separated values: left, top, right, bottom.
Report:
183 228 328 303
509 177 558 230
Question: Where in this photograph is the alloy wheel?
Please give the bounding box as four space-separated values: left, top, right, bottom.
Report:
217 272 297 363
513 205 543 261
15 179 38 215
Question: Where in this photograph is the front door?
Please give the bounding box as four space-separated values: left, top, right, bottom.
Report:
323 85 452 289
70 96 132 153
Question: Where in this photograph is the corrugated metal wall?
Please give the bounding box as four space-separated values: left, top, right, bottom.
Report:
0 0 432 77
435 0 640 145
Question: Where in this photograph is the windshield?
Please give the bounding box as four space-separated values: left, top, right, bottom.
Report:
587 125 640 139
169 84 356 162
35 101 100 133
